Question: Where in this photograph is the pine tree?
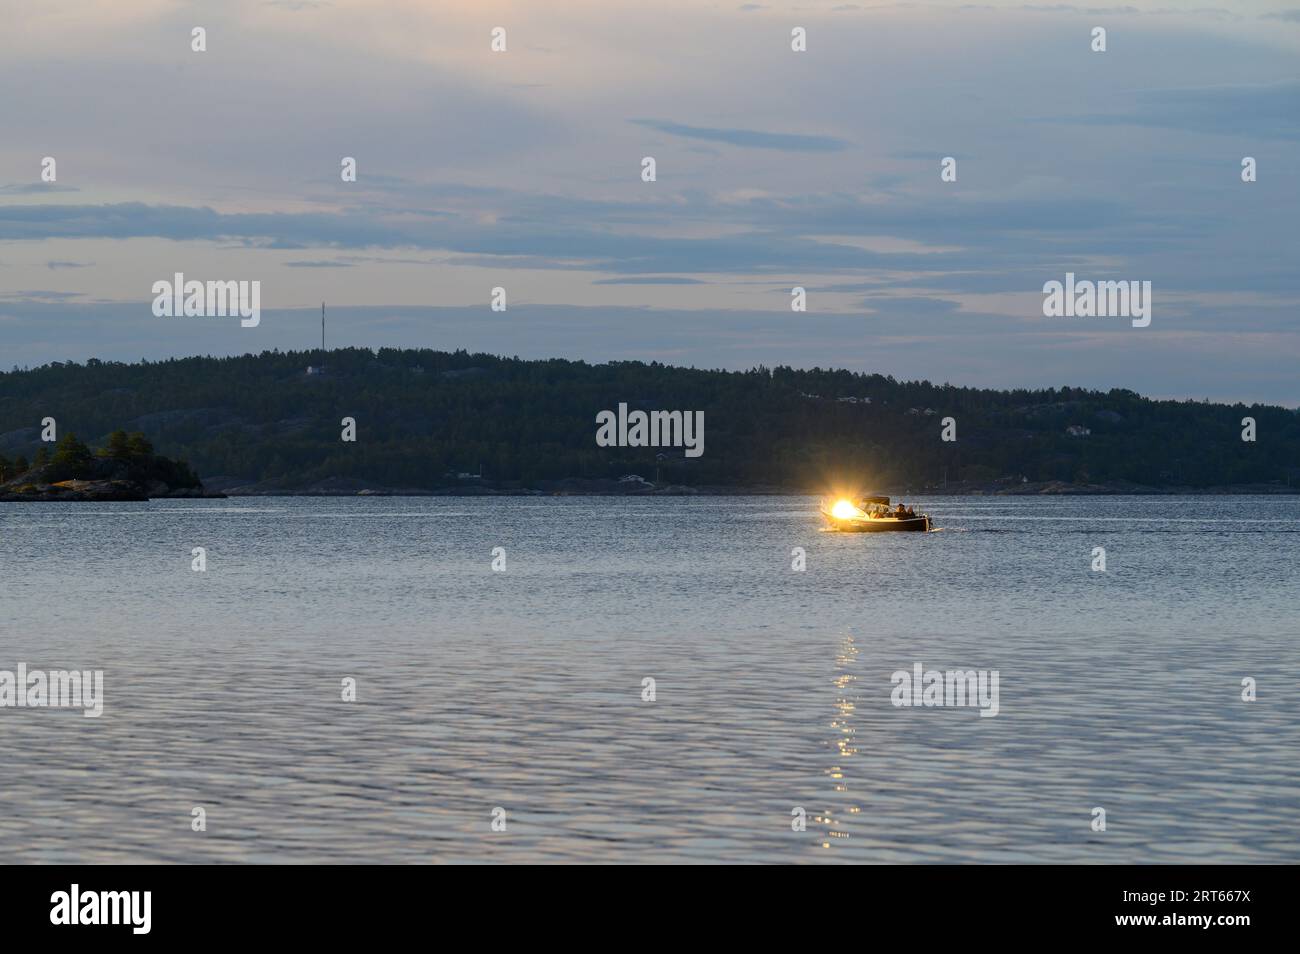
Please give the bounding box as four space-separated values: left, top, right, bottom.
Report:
48 433 94 481
126 432 154 458
101 429 131 459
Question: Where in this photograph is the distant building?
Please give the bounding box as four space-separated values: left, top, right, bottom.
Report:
305 365 327 376
1065 424 1091 437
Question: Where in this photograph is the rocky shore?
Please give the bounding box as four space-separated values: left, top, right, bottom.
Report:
0 478 225 502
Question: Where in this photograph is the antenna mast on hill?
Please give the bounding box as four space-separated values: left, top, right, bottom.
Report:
321 302 326 353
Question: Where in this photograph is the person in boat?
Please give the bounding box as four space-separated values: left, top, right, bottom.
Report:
906 505 915 517
895 503 907 517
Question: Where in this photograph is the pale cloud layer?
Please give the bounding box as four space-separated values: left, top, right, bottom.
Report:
1 0 1298 402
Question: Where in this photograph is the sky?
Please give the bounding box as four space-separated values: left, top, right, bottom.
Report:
1 0 1298 404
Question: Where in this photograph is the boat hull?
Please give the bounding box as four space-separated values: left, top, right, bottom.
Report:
824 514 930 532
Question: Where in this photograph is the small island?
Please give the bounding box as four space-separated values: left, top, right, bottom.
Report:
0 430 218 501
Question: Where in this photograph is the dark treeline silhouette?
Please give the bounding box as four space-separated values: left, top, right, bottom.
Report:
1 348 1296 491
0 428 200 491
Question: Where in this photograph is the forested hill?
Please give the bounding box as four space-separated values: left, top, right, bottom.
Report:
1 348 1297 494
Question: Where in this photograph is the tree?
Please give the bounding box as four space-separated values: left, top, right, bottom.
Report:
126 432 154 458
100 429 132 459
1 347 1298 491
47 433 94 481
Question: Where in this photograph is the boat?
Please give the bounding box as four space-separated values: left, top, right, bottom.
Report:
820 495 931 532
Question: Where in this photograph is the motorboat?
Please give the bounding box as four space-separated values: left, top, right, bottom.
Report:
820 495 931 532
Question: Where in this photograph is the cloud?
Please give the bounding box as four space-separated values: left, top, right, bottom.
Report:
1020 4 1139 13
1047 81 1300 140
262 1 333 10
860 295 964 318
0 183 79 195
0 290 87 302
0 175 1273 289
629 119 851 152
593 276 707 285
892 151 975 160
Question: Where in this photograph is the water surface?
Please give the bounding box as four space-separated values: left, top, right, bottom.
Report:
1 495 1296 862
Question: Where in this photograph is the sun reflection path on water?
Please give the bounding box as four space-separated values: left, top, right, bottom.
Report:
817 632 861 850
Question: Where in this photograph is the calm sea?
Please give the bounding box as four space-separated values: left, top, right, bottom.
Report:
1 495 1297 863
